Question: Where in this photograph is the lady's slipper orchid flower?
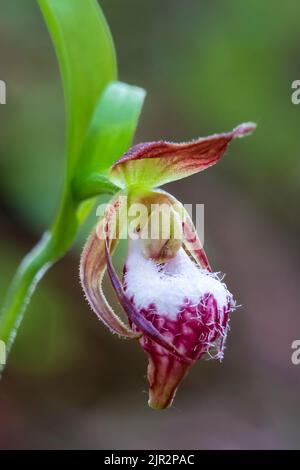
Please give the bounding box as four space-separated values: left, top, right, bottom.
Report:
80 122 256 409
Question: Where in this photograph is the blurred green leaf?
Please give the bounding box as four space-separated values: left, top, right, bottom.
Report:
39 0 117 177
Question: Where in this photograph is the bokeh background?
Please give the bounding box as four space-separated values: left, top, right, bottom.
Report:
0 0 300 449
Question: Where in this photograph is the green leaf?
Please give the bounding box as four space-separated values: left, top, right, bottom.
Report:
72 81 146 200
38 0 117 177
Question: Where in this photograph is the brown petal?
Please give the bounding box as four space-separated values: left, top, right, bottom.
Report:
159 190 212 271
80 193 139 338
182 208 212 272
109 122 256 189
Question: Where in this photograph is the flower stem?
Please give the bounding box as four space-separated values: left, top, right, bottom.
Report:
0 189 79 374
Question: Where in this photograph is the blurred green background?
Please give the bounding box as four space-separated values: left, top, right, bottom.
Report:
0 0 300 449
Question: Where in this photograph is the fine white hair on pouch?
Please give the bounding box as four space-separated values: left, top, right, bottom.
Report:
124 239 233 319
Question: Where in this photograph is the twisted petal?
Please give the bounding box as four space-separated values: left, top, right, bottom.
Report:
109 122 256 189
163 191 212 271
80 193 139 338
